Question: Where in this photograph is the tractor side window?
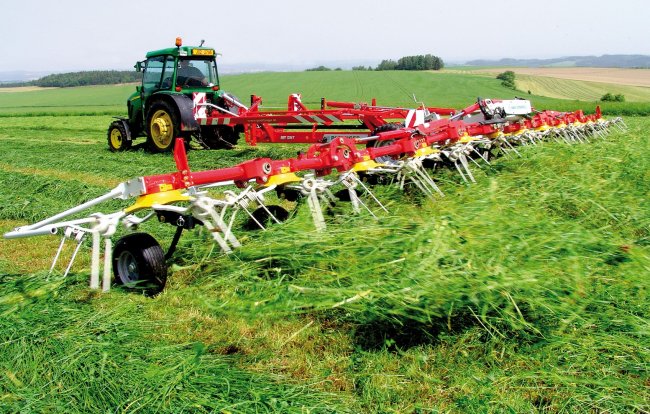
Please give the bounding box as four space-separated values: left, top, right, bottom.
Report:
207 60 219 86
160 56 175 90
143 56 165 93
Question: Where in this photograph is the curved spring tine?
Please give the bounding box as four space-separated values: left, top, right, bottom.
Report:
458 154 477 183
63 232 86 278
351 174 389 212
472 148 491 165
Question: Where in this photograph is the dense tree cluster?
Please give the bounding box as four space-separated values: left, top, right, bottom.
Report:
34 71 140 87
375 54 444 71
305 66 332 71
305 66 342 71
601 92 626 102
496 70 516 89
0 71 140 88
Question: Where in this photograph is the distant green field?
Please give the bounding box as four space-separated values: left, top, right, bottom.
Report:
0 71 648 413
516 74 650 102
224 71 515 108
1 71 516 115
1 70 647 118
0 84 133 115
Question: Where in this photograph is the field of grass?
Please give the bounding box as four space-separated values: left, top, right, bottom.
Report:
1 70 649 118
442 67 650 115
0 71 648 412
515 74 650 102
0 84 134 115
0 71 514 116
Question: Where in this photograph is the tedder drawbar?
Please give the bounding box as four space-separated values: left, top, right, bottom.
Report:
5 93 626 293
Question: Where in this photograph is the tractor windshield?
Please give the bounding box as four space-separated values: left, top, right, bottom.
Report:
143 56 175 93
176 58 219 88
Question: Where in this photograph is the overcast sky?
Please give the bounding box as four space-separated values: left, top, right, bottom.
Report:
2 0 648 72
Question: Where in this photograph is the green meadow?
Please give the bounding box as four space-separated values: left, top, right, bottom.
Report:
2 70 649 117
515 74 650 102
0 70 648 413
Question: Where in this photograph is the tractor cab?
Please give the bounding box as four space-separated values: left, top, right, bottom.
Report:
108 38 240 153
140 41 220 93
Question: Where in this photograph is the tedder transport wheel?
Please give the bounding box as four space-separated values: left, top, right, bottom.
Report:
146 101 181 152
368 123 402 164
202 125 240 149
107 120 132 152
112 233 167 294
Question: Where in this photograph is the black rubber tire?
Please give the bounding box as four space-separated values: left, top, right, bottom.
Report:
146 100 181 153
112 233 167 294
243 205 290 230
334 189 352 202
367 123 402 164
276 187 301 202
107 120 132 152
202 125 239 149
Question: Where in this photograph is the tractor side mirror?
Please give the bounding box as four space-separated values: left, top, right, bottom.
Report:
134 61 143 72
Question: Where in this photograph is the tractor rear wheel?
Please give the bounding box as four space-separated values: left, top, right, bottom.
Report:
112 233 167 294
147 101 181 152
107 120 132 152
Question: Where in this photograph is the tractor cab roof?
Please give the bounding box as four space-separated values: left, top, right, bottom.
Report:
146 45 217 59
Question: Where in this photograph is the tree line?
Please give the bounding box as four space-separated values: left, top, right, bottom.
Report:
305 66 342 71
374 54 444 71
0 71 140 88
307 54 445 72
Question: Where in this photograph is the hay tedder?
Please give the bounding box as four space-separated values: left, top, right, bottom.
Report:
5 88 626 293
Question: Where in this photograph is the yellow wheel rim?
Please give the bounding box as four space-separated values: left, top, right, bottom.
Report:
110 128 123 149
150 110 174 149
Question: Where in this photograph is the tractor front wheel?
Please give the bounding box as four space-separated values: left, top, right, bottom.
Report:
147 101 181 152
112 233 167 294
107 120 132 152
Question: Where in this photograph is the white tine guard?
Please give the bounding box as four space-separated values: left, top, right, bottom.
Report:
14 182 140 233
3 180 143 240
4 226 58 239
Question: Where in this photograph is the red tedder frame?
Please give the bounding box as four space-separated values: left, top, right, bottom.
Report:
144 103 604 197
192 92 457 146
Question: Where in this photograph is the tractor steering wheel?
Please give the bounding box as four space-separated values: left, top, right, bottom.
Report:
180 76 207 88
160 77 172 89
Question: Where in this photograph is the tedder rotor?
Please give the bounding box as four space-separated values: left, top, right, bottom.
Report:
8 95 626 294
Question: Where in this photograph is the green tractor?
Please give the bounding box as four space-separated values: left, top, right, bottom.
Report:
107 38 243 152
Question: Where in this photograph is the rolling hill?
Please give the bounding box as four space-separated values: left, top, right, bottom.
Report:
465 54 650 68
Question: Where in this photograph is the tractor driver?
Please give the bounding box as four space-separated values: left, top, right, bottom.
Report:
177 60 207 87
